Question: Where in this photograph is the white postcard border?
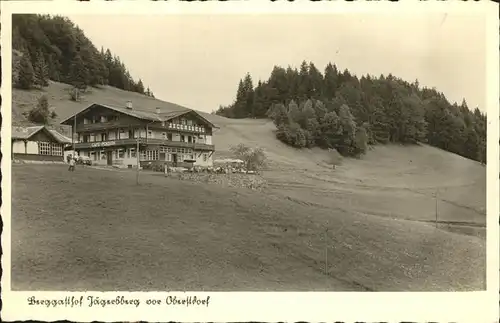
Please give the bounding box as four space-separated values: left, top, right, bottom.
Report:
1 1 498 322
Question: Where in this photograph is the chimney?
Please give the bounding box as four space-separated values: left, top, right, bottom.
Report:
156 107 160 114
126 101 133 109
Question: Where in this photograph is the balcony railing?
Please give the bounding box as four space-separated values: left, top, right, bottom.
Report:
74 138 214 151
76 122 143 132
146 138 214 150
165 123 206 133
76 122 209 134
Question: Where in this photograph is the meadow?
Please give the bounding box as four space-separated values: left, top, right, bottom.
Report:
10 82 487 291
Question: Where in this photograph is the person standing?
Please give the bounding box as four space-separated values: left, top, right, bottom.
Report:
68 156 76 172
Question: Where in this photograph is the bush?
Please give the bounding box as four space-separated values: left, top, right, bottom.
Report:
28 94 56 124
229 143 268 172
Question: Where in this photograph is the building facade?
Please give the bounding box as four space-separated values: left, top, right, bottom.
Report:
60 102 216 168
12 125 72 162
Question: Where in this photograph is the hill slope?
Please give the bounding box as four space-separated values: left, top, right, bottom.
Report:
12 164 485 291
11 82 487 290
12 82 487 227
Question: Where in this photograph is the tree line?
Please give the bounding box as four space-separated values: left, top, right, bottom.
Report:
12 14 155 97
215 62 486 163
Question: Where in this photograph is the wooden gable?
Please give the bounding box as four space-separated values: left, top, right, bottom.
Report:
29 127 60 143
169 111 215 129
73 104 145 129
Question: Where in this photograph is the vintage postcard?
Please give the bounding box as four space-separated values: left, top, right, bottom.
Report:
1 0 499 322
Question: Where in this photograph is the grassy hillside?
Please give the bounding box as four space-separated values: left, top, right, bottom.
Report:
12 82 486 227
11 83 486 290
12 164 485 291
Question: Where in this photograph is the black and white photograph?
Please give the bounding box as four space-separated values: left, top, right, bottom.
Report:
1 1 498 321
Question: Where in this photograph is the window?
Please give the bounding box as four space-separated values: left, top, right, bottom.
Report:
90 151 97 161
187 119 193 126
141 150 159 161
162 121 166 127
84 118 89 125
119 130 127 139
180 135 185 142
101 116 107 123
118 149 125 159
188 136 192 143
101 151 106 160
166 153 171 161
51 143 63 156
130 148 136 158
148 130 153 138
162 132 167 139
39 142 51 155
147 150 159 160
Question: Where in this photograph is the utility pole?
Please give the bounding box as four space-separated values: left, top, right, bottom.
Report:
73 115 76 156
136 123 152 185
324 226 329 276
136 132 140 185
435 189 438 228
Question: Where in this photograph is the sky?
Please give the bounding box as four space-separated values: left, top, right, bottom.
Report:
67 14 487 113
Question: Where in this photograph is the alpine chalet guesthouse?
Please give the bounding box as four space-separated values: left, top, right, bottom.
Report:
60 100 216 168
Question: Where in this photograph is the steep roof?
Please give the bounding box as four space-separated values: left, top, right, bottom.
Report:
12 125 72 144
12 126 44 140
60 99 218 128
48 129 72 144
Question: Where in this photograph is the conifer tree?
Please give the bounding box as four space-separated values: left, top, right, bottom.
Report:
17 52 35 89
69 54 89 89
136 79 145 94
34 50 49 87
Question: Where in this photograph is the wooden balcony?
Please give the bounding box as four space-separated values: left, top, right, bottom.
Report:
164 123 207 134
76 122 210 135
74 138 215 151
145 138 214 151
76 122 143 132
